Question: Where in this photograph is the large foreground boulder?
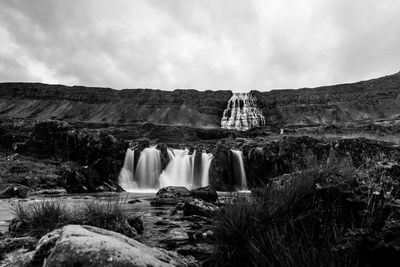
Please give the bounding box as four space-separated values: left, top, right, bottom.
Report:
12 225 196 267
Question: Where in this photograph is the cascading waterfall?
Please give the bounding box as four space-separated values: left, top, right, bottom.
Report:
221 93 265 131
231 150 247 190
134 146 162 189
118 148 137 191
159 149 213 189
201 153 213 187
119 146 213 190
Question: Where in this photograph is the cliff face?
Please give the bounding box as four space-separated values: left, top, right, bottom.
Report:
1 72 400 128
252 72 400 126
0 83 232 128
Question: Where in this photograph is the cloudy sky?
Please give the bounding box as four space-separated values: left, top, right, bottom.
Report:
0 0 399 92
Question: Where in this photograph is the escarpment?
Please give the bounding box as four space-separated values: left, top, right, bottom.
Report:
1 72 400 129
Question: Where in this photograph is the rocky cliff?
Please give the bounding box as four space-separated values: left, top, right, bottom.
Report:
1 71 400 128
252 71 400 126
0 83 231 128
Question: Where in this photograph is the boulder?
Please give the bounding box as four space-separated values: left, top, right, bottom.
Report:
0 236 37 260
63 165 101 193
190 186 218 203
209 144 235 191
183 199 219 217
151 186 192 206
25 225 196 267
0 184 34 198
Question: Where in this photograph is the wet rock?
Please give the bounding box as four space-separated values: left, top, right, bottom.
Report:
33 188 67 196
157 143 171 169
183 199 219 217
177 243 215 258
151 186 192 206
0 236 37 260
127 199 141 204
23 225 196 267
190 186 218 203
209 144 235 191
127 216 144 234
63 165 101 193
0 184 34 198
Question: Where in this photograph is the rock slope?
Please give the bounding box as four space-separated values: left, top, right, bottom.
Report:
1 71 400 128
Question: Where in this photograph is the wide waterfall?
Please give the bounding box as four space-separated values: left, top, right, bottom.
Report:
231 150 247 190
118 148 137 191
134 146 162 189
159 149 213 189
221 93 265 131
119 146 213 190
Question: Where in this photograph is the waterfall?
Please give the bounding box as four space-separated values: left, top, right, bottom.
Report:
135 146 162 189
118 148 137 190
201 153 213 187
231 150 247 190
159 149 213 189
221 93 265 131
119 146 213 190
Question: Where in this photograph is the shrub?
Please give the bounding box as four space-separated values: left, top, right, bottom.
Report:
10 196 138 239
81 196 137 237
10 200 74 238
207 158 390 267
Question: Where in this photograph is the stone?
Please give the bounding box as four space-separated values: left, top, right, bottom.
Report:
127 216 144 234
25 225 196 267
183 199 219 217
151 186 192 206
190 186 218 203
63 165 101 193
0 184 34 198
0 236 37 260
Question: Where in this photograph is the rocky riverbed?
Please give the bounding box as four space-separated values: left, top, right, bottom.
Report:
0 187 232 266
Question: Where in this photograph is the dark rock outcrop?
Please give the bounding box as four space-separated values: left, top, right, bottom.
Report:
0 184 34 198
183 199 219 217
151 186 192 206
190 186 218 203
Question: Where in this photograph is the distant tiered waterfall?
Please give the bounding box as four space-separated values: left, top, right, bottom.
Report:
118 149 136 191
119 147 213 190
221 93 265 131
231 150 248 190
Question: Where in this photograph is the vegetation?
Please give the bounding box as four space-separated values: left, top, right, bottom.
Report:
208 156 398 267
10 196 137 239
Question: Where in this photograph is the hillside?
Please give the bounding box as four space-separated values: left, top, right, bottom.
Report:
1 71 400 127
253 71 400 126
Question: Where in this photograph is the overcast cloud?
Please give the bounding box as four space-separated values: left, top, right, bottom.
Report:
0 0 399 92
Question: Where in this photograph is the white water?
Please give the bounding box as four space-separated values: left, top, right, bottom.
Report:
118 149 137 191
201 153 213 187
119 146 213 190
135 146 162 189
231 150 247 190
159 149 213 189
221 93 265 131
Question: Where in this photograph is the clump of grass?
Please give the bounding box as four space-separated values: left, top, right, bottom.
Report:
81 196 137 237
10 200 74 238
208 156 391 267
10 196 137 239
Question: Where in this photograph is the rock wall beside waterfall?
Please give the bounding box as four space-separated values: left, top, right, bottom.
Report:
2 72 400 128
221 93 265 131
